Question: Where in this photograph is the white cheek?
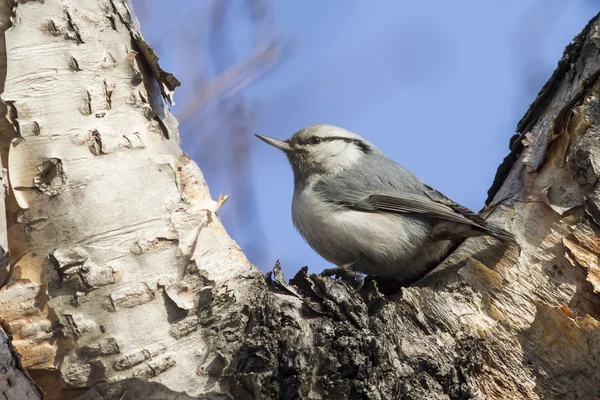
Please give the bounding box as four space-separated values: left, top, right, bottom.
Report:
314 142 363 172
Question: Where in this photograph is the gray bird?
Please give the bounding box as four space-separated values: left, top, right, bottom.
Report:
256 125 512 286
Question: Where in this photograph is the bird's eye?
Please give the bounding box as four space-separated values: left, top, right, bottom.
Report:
309 136 321 144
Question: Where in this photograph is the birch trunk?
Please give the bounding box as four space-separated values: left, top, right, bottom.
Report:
0 0 262 399
0 1 599 399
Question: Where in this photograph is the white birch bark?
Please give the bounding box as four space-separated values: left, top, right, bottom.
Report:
0 0 262 398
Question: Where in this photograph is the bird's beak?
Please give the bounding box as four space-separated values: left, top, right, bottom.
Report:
255 134 292 152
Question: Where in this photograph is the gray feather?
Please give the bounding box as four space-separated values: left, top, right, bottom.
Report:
312 152 425 196
313 153 512 241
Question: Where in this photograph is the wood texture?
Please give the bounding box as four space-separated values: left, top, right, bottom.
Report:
0 1 598 399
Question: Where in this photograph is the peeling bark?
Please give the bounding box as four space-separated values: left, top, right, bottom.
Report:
0 326 44 399
0 1 598 399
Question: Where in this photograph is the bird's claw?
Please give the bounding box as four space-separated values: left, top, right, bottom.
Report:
320 264 364 291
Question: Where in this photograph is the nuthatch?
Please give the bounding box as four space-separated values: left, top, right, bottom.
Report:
256 125 511 286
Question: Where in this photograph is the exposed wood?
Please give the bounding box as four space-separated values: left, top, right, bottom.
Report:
0 325 44 400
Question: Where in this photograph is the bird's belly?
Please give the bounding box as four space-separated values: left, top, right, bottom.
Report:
293 201 430 277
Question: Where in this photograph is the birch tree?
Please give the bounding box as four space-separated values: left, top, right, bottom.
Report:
0 1 599 399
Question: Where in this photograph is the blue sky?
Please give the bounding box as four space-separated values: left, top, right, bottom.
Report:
133 1 599 278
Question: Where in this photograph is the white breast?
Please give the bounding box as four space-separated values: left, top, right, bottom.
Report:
291 185 430 276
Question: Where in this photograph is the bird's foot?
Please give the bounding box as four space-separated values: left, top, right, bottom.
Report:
321 263 364 291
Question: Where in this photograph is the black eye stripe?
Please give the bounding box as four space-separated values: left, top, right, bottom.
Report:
319 136 372 153
295 135 371 153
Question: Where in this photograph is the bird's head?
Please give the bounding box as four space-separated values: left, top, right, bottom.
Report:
256 125 376 184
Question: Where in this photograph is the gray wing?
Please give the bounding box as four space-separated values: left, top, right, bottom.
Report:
337 184 513 241
312 153 512 240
